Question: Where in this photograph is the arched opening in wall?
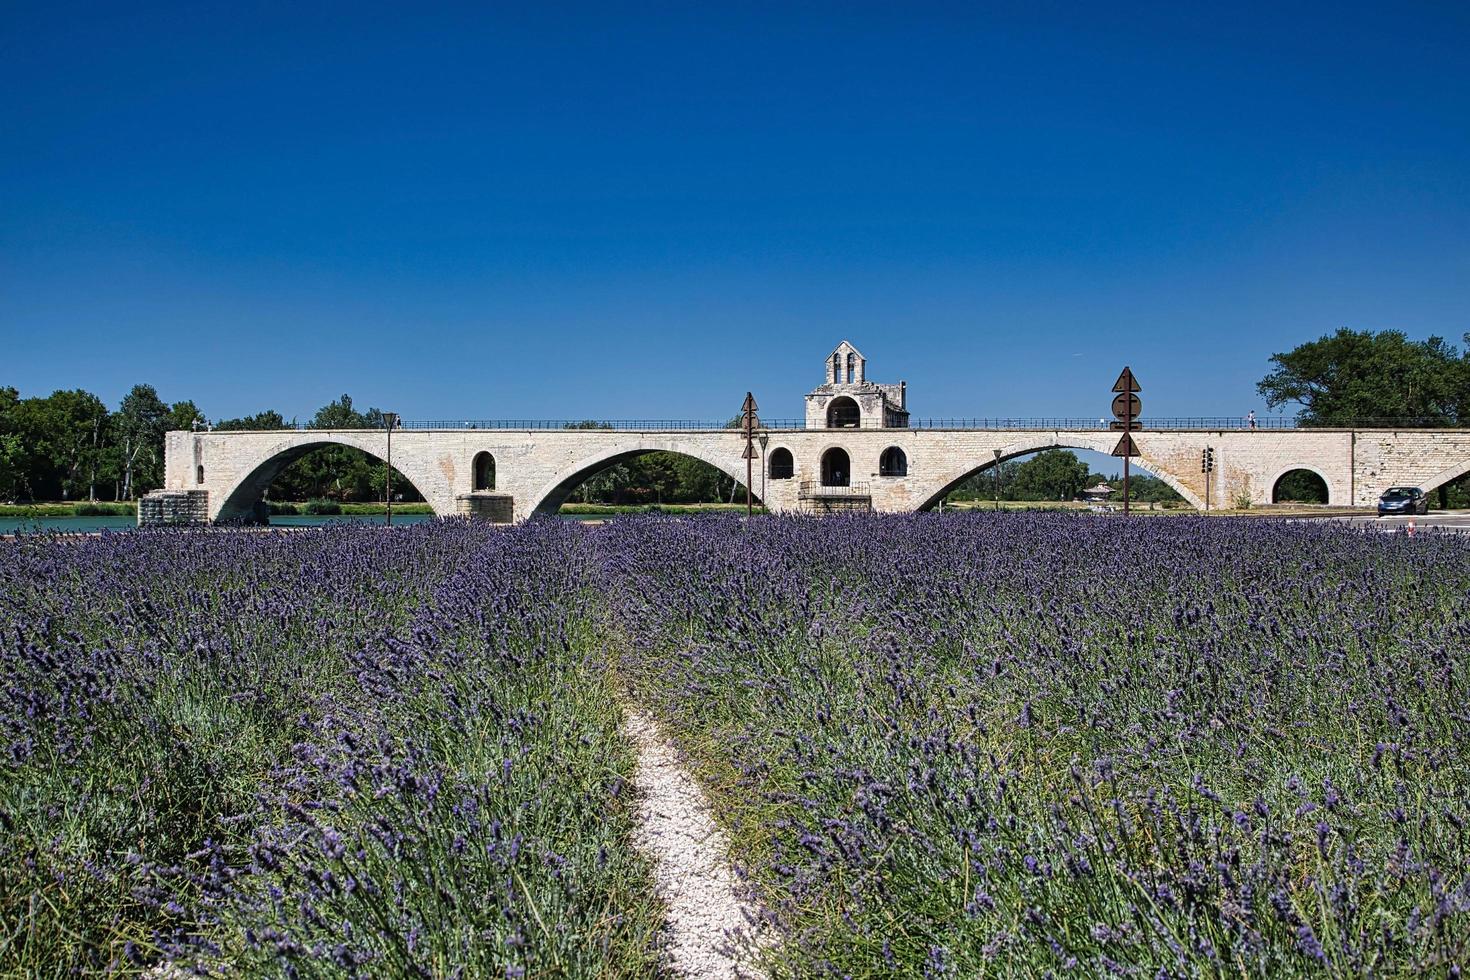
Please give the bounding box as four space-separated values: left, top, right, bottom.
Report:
929 447 1189 511
473 452 496 491
534 450 759 514
827 397 860 428
879 446 908 477
846 352 857 383
821 448 851 487
214 441 428 524
832 353 842 384
1272 469 1328 504
768 448 794 480
196 465 205 485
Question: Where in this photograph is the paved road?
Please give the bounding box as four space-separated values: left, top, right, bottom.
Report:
1329 510 1470 532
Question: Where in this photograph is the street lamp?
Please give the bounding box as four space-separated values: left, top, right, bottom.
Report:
383 412 399 526
758 429 769 512
993 449 1003 511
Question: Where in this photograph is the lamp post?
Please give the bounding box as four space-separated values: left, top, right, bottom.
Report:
383 412 399 526
993 449 1002 511
758 429 769 512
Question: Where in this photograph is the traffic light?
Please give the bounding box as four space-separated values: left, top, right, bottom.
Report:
1201 447 1215 473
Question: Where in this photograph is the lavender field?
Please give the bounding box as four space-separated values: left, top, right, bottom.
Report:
3 515 1468 977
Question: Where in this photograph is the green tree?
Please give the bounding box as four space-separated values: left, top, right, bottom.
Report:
216 410 289 431
10 389 111 501
667 453 734 503
1007 450 1092 501
113 385 170 499
169 400 205 432
1257 328 1470 425
948 459 1019 502
0 387 24 501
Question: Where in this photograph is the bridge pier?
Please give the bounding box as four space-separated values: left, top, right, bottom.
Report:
455 493 515 523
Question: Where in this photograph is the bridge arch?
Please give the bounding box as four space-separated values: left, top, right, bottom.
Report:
1415 455 1470 499
910 437 1204 511
212 434 447 523
1269 465 1331 504
526 443 756 516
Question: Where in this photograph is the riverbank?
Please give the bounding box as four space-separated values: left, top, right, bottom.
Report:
0 502 136 518
0 501 437 518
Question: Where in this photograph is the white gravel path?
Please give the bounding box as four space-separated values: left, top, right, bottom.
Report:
624 708 770 979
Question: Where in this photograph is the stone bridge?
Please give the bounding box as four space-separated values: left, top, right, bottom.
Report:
153 424 1470 524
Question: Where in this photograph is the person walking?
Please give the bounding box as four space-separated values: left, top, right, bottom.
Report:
1247 410 1257 430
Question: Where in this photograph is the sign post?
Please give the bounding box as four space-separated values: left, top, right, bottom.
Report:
1109 368 1142 516
383 412 399 526
741 392 759 519
1201 446 1214 514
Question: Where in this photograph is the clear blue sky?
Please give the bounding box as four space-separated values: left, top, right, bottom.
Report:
3 1 1467 426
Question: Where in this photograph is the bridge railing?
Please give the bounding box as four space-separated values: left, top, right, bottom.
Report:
391 417 1456 431
393 419 737 431
198 417 1464 433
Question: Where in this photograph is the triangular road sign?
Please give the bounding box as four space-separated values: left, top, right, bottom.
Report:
1111 433 1140 457
742 442 759 459
1111 366 1141 393
742 392 759 414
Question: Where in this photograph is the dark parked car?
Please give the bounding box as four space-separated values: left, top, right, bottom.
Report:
1378 486 1428 516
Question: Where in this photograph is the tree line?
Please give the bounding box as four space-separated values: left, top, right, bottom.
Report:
0 387 422 504
946 449 1184 505
0 384 203 503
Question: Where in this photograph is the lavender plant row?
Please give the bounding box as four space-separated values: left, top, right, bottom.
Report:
600 514 1470 977
4 515 1468 977
1 522 660 977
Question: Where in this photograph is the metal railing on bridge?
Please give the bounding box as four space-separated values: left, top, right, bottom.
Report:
390 417 1457 431
201 417 1464 433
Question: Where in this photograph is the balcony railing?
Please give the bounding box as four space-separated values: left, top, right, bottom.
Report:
799 481 872 498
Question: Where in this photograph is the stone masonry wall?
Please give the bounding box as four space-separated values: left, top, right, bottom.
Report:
138 489 210 526
168 427 1470 524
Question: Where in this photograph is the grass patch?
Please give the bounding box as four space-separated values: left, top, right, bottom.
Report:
0 501 136 517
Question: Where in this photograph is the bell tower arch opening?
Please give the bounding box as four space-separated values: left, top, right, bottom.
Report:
826 397 861 429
